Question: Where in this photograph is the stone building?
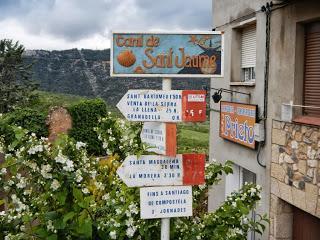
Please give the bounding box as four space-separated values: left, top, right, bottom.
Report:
210 0 320 239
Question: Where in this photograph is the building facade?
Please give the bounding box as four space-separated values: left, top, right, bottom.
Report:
210 0 320 239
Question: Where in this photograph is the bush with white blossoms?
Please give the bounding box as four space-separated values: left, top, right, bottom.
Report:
0 114 268 240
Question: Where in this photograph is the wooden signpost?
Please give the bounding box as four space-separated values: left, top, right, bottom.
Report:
117 154 205 187
112 30 223 240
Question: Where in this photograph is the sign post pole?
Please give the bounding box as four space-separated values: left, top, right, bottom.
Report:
161 77 171 240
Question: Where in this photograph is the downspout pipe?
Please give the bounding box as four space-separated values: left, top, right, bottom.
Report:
257 2 273 168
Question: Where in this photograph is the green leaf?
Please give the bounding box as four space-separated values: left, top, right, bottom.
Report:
46 234 58 240
73 187 83 202
35 228 48 238
63 211 75 223
54 218 66 230
76 218 92 238
56 190 67 205
45 211 59 221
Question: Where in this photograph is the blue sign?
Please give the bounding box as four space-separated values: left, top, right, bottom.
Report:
111 32 223 78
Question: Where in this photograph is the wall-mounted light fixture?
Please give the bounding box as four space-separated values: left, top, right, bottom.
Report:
211 87 251 103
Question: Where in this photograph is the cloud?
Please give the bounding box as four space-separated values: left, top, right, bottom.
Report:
0 0 212 49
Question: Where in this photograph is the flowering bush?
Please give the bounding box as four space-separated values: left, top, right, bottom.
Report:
0 113 268 239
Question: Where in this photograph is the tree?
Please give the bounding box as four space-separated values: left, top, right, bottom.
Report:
0 39 37 113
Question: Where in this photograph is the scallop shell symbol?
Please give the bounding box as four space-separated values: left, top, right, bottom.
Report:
117 50 136 67
200 57 217 74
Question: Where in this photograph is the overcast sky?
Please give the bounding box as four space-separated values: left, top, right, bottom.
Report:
0 0 212 50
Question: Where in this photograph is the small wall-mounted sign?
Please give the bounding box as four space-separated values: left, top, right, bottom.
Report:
111 31 223 78
220 101 257 149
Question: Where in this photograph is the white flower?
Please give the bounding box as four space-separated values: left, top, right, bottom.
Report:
75 170 83 183
51 179 61 191
102 193 110 201
249 187 257 196
47 220 55 232
40 164 52 179
8 180 14 186
16 177 26 189
82 188 90 194
76 141 86 150
0 168 7 175
126 226 137 237
0 211 6 216
109 231 117 239
55 152 68 164
115 208 122 214
94 181 105 190
125 217 134 227
128 203 139 215
27 145 44 155
63 160 74 172
102 142 108 149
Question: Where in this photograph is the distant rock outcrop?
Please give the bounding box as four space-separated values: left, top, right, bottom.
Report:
23 49 209 106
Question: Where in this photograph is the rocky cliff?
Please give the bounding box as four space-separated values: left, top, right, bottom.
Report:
24 49 209 105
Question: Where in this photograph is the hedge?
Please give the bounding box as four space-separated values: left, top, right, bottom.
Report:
6 108 48 137
67 98 107 155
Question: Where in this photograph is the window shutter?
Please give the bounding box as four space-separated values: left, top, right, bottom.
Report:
304 22 320 117
241 25 256 68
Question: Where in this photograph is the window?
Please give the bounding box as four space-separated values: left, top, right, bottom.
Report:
303 21 320 117
225 164 256 197
241 25 256 82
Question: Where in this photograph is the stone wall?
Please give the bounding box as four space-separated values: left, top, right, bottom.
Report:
270 119 320 239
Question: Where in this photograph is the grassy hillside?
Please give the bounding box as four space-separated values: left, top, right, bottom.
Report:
27 91 118 115
177 122 209 154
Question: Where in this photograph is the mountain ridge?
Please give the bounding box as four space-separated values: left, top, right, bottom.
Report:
23 49 209 106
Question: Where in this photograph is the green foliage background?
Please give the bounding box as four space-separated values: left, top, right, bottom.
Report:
6 108 48 137
67 98 107 155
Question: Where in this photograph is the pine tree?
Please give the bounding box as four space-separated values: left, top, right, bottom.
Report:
0 39 37 113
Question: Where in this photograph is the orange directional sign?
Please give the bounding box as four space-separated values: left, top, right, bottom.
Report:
117 90 206 122
140 122 177 156
117 154 205 187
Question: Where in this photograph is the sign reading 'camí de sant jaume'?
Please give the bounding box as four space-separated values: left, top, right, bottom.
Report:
111 32 223 77
220 101 257 149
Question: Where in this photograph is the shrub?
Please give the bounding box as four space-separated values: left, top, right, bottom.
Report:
0 117 15 150
0 118 268 239
6 108 48 137
67 99 107 155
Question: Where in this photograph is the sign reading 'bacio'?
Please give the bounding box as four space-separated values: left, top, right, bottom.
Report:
220 101 257 149
111 32 223 77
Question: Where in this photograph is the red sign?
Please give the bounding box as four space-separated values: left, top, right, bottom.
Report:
220 101 257 149
182 154 205 185
182 90 207 122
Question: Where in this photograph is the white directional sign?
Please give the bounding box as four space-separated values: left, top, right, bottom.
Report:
140 122 176 156
117 154 205 187
116 89 207 122
140 186 193 219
